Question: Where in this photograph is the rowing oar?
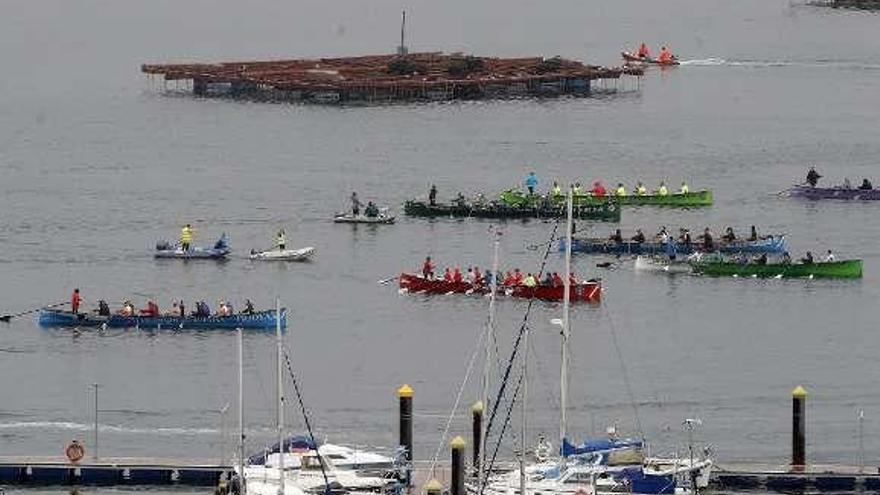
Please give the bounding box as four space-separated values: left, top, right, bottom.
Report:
377 276 398 285
0 301 68 322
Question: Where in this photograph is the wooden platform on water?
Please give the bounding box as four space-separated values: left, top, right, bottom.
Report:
712 463 880 491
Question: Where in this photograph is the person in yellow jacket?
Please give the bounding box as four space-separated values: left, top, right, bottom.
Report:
552 182 562 196
615 183 627 197
572 182 583 195
180 224 193 251
522 273 537 287
679 181 689 194
635 182 648 196
657 181 669 196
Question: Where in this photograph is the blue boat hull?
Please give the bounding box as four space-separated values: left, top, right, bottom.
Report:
561 236 788 255
38 309 285 330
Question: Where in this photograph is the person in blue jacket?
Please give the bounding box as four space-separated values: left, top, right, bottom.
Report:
525 172 538 195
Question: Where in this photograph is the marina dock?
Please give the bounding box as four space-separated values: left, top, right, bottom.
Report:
141 52 643 104
0 456 230 486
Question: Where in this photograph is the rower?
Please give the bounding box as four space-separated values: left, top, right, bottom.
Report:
657 181 668 196
474 266 483 285
542 272 553 286
97 299 110 316
429 184 437 206
806 167 822 187
702 228 715 252
722 227 736 243
749 225 758 241
522 273 537 287
658 46 674 63
181 224 193 251
443 268 453 282
679 181 689 194
632 229 646 244
466 267 475 284
243 299 254 315
178 300 186 317
859 178 873 190
552 182 562 196
141 300 159 317
638 42 651 59
610 229 623 244
503 271 515 286
276 229 286 251
453 266 463 283
656 226 669 243
635 181 647 196
756 254 768 266
120 300 134 317
591 181 606 197
801 251 814 265
365 201 379 217
525 172 538 195
422 256 435 278
572 182 583 195
351 191 362 216
679 228 692 248
615 183 627 196
825 249 835 262
552 272 563 287
71 288 82 315
484 269 494 286
513 268 524 285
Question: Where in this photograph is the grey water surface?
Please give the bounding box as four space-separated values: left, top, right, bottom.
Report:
2 0 880 493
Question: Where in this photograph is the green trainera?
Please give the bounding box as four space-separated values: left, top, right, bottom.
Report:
500 189 713 208
692 259 863 279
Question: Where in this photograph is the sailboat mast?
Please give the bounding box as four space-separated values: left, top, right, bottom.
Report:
480 230 500 485
519 320 529 495
238 327 246 494
276 298 285 495
560 186 573 448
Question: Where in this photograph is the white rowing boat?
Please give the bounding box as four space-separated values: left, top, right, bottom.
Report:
249 247 316 261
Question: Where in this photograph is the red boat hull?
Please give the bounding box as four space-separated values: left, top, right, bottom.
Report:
398 273 601 303
621 51 679 66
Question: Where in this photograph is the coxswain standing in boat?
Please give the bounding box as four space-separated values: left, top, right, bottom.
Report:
429 184 437 206
276 229 286 251
806 167 822 187
749 225 759 241
422 256 434 279
180 224 193 251
525 172 538 195
351 192 362 216
71 288 82 315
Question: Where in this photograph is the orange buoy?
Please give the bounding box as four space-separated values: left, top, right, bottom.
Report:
66 440 85 463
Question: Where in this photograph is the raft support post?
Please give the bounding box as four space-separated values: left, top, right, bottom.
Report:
451 436 466 495
471 401 483 473
398 384 414 485
792 385 807 470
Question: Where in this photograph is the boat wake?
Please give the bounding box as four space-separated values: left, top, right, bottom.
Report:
0 420 220 436
680 57 880 71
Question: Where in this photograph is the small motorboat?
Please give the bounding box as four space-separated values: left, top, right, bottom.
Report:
154 233 230 259
333 211 395 224
622 51 680 66
634 255 694 274
249 246 316 261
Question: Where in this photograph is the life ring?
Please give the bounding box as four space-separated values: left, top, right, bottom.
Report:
66 440 85 463
607 203 617 212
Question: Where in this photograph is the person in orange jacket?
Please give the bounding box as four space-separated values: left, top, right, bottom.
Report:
637 43 651 59
658 46 674 63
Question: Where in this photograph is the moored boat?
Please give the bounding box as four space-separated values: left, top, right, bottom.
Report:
398 273 601 303
38 308 286 330
786 184 880 200
692 259 862 279
562 235 787 255
154 233 230 259
249 246 316 261
634 255 693 274
500 189 712 208
403 200 620 222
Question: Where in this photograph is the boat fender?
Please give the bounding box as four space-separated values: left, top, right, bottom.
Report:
607 203 616 212
66 440 85 463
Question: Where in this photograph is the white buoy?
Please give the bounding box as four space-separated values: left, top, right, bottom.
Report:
774 274 783 279
808 274 814 280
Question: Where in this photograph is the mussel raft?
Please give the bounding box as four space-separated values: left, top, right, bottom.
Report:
403 200 620 221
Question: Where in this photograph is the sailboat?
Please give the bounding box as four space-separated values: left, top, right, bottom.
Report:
236 300 396 495
480 187 713 495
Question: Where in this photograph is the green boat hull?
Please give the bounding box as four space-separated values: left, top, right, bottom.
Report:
500 189 712 208
693 259 863 279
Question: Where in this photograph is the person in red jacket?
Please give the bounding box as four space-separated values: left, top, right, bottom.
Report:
422 256 434 278
443 267 453 282
637 43 651 59
71 288 82 315
453 266 463 283
591 181 607 197
552 272 563 287
658 46 674 63
513 268 524 285
473 266 483 285
503 271 514 286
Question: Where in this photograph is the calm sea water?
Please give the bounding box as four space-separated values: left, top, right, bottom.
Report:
2 0 880 493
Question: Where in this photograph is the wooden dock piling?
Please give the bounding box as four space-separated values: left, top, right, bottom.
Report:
792 385 807 469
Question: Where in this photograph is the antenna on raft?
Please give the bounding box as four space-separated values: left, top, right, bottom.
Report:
397 10 408 56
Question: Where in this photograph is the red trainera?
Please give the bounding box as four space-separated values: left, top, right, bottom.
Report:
398 273 601 303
